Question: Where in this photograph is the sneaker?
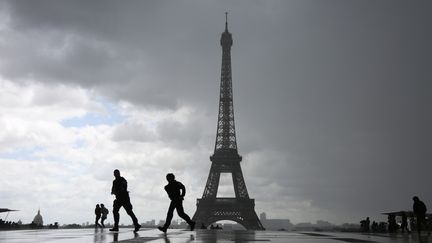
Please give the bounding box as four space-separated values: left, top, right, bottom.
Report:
109 227 119 232
134 224 141 233
158 226 167 233
189 221 196 231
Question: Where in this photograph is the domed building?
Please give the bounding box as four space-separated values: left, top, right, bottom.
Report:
32 209 43 226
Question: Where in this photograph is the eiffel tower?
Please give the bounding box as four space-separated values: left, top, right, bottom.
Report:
192 13 265 230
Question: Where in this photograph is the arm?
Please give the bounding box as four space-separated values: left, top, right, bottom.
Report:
111 181 115 195
180 182 186 197
123 178 128 192
115 177 128 193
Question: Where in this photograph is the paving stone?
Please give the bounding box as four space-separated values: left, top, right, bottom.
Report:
0 228 431 242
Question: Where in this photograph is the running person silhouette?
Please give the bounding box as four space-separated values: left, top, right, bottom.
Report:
110 169 141 233
94 204 102 228
158 173 195 233
100 204 109 228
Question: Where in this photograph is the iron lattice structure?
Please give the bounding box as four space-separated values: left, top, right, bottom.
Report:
192 14 265 230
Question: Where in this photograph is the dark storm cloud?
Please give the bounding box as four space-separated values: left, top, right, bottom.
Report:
2 0 225 108
2 0 432 222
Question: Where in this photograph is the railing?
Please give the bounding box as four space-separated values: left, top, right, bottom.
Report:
197 197 254 206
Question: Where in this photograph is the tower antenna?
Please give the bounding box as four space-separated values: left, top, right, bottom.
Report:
225 12 228 31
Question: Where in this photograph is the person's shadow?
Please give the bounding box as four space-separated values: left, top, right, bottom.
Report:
111 232 139 242
186 234 195 242
93 228 106 243
112 232 118 242
163 234 171 243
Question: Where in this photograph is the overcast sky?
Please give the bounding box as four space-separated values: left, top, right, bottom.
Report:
0 0 431 226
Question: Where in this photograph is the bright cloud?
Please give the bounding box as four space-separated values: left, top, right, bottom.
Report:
0 78 215 224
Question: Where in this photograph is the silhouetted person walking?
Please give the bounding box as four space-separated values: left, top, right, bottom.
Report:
95 204 102 228
360 217 370 232
100 204 109 228
110 169 141 233
388 214 398 233
365 217 370 232
158 173 195 233
413 196 427 234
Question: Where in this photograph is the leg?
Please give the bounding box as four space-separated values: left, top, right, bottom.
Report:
124 202 139 226
112 200 121 229
163 201 176 229
101 217 105 228
417 215 424 233
95 215 101 227
420 215 426 233
175 200 195 230
416 216 421 233
122 196 140 232
175 201 192 225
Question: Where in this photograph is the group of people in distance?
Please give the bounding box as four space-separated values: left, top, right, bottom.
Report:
95 169 195 233
360 196 428 234
94 204 109 228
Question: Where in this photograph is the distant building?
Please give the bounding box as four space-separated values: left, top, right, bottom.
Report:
294 221 336 231
32 209 43 226
260 212 267 221
260 212 293 231
222 223 245 230
143 219 156 226
294 222 314 231
263 219 293 231
179 221 188 227
316 220 333 229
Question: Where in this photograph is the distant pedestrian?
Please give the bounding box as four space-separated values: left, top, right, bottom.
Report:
371 221 378 232
388 214 398 233
109 169 141 233
95 204 102 228
400 211 410 233
360 217 370 232
365 217 370 232
158 173 195 233
413 196 427 234
100 204 109 228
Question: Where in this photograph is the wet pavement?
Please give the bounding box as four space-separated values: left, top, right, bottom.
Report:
0 228 431 243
